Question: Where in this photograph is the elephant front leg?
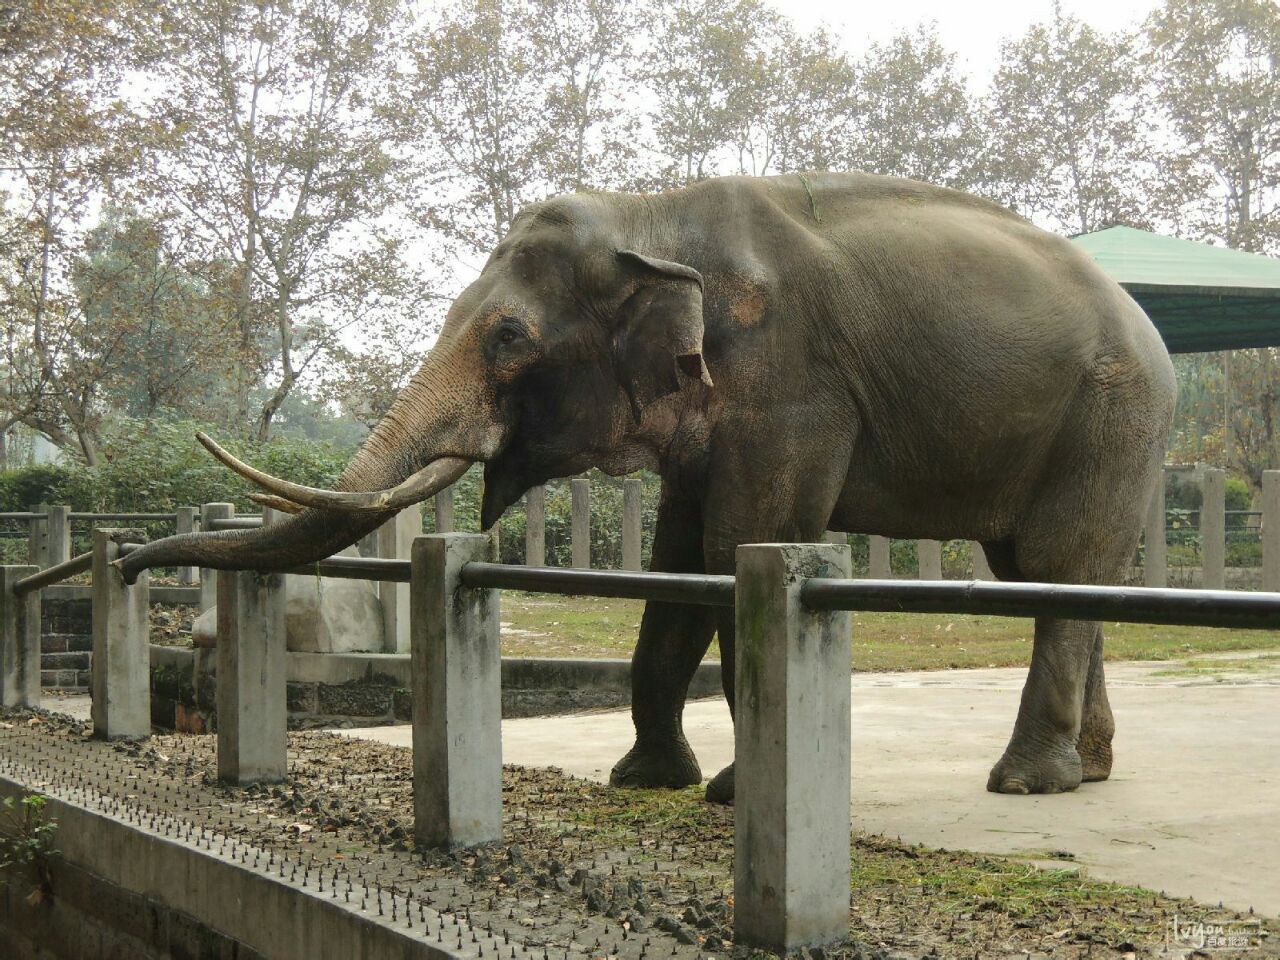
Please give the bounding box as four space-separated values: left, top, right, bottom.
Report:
610 494 717 790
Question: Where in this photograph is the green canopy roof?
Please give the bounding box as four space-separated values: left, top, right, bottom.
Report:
1070 225 1280 354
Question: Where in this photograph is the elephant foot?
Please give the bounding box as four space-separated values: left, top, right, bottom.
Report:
705 762 734 805
987 739 1082 795
610 738 701 789
1077 720 1114 783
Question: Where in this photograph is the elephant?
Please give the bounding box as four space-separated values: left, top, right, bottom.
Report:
120 171 1176 802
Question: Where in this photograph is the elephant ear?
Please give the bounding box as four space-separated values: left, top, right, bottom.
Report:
613 250 714 422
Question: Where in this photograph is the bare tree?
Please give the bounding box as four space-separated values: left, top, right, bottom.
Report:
137 0 426 440
984 4 1152 234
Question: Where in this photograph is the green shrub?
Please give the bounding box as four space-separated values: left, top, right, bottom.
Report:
0 464 76 512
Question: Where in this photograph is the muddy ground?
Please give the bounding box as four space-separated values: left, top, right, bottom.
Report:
1 709 1273 959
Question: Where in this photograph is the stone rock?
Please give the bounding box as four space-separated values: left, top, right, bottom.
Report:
192 548 385 653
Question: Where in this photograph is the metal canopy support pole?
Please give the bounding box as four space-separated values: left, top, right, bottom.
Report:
0 566 41 707
734 542 852 950
1264 471 1280 593
1201 468 1226 590
91 529 150 739
411 533 502 849
1144 473 1168 588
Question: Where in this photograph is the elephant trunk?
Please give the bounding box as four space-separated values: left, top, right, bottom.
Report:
116 346 483 584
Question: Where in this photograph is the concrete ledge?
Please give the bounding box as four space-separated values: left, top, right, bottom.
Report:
44 584 201 605
0 772 473 960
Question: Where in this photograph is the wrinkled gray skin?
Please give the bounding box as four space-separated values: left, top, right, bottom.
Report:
121 173 1177 802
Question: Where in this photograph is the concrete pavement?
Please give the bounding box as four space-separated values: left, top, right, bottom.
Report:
344 655 1280 917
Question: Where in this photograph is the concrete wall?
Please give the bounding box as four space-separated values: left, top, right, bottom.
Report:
148 646 724 732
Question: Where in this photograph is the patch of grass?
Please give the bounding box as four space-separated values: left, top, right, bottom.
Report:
850 836 1152 921
500 594 1280 671
1151 653 1280 679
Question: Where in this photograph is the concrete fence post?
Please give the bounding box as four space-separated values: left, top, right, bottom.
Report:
823 531 846 545
175 507 198 584
1201 468 1226 590
46 505 70 567
27 503 47 568
571 478 590 569
971 542 992 579
199 503 235 613
1144 474 1168 588
622 479 643 571
91 529 150 740
379 504 422 654
525 486 546 567
411 533 502 849
1 566 40 708
918 539 943 579
216 568 287 784
734 542 852 950
434 486 455 534
868 535 890 578
1264 471 1280 592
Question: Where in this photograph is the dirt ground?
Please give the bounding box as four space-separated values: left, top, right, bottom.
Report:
2 709 1274 959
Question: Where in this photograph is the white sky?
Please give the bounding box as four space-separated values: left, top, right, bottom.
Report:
765 0 1162 86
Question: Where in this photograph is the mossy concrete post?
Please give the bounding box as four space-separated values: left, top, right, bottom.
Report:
734 542 852 951
1 566 40 708
1201 468 1226 590
216 568 287 784
434 486 455 534
525 486 546 567
379 504 422 653
91 529 150 740
199 503 235 612
571 478 590 569
411 533 502 849
27 503 47 568
971 542 993 579
868 535 890 578
46 505 70 567
918 539 942 579
1144 475 1168 588
175 507 198 584
1264 471 1280 592
622 479 643 571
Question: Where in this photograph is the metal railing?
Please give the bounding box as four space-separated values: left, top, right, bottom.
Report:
5 532 1280 951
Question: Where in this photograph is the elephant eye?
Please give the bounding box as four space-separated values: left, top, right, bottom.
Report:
497 328 518 345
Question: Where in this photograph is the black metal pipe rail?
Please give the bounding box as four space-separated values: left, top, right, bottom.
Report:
800 578 1280 629
279 556 410 583
461 562 736 606
12 551 93 596
69 512 178 521
0 512 46 521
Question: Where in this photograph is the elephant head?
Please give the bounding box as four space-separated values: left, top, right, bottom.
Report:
117 195 714 582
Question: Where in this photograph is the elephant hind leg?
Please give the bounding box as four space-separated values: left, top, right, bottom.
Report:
980 538 1120 792
1077 625 1114 782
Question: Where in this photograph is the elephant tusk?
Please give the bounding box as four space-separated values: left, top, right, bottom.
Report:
247 492 305 514
196 432 471 513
